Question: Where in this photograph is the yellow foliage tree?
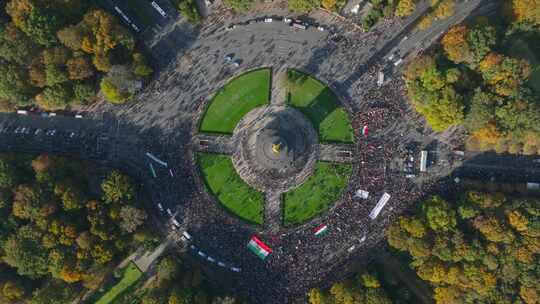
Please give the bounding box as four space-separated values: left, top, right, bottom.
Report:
441 25 472 64
395 0 416 17
512 0 540 25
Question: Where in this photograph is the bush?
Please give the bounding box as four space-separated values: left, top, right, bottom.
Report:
223 0 255 12
100 77 131 104
288 0 321 12
73 82 96 104
178 0 202 23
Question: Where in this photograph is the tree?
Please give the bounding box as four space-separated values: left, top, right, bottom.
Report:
35 84 73 110
223 0 255 11
119 206 147 233
322 0 337 10
6 0 64 46
132 53 153 77
57 25 83 50
0 22 39 64
66 56 94 80
73 81 96 104
288 0 321 12
432 0 455 19
395 0 416 17
0 159 16 187
0 63 36 105
2 281 25 301
466 24 496 64
101 170 135 203
423 196 457 232
100 65 140 104
512 0 540 25
78 9 134 55
441 25 473 64
157 256 179 283
3 233 49 277
308 288 324 304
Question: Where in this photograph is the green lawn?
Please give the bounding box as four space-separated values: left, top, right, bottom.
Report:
286 69 354 143
283 162 352 225
197 153 264 224
95 262 143 304
200 69 271 134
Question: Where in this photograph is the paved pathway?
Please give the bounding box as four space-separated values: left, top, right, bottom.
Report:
133 233 175 272
270 66 287 105
264 191 282 232
193 134 234 154
318 143 356 163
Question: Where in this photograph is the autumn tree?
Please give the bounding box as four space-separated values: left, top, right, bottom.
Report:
441 25 473 64
395 0 416 17
119 206 147 233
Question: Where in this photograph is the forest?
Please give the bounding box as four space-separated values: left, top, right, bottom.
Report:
0 153 155 303
405 0 540 155
387 192 540 304
0 0 153 112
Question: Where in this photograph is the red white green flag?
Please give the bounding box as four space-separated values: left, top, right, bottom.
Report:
247 236 272 260
314 224 329 236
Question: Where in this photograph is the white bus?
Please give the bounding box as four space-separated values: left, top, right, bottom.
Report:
369 193 391 220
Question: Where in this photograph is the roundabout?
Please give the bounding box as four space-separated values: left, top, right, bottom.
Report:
195 68 354 229
87 8 448 303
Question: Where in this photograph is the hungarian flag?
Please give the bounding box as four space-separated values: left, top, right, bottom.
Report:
362 125 369 137
314 224 329 236
247 236 272 260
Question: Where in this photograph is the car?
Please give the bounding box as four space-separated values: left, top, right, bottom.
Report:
49 112 56 117
69 132 76 138
34 129 43 135
198 251 207 258
283 17 292 23
75 114 83 119
190 244 197 250
317 26 325 31
264 17 272 23
166 208 173 216
231 267 241 272
224 55 233 62
393 58 403 66
40 112 49 118
157 203 164 212
207 256 216 263
217 262 226 267
171 218 181 228
225 24 236 31
14 127 22 134
232 61 240 67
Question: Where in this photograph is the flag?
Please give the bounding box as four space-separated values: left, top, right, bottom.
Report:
247 236 272 260
314 224 329 236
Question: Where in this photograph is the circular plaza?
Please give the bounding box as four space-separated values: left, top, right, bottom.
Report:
194 68 355 227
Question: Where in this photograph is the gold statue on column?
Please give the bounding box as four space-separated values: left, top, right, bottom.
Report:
272 142 282 154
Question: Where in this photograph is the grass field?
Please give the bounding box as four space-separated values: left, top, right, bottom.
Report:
200 69 271 134
286 70 354 143
197 153 264 224
95 262 143 304
283 162 352 225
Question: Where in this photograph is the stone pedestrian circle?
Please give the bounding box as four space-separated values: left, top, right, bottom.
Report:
231 105 319 193
194 68 355 228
